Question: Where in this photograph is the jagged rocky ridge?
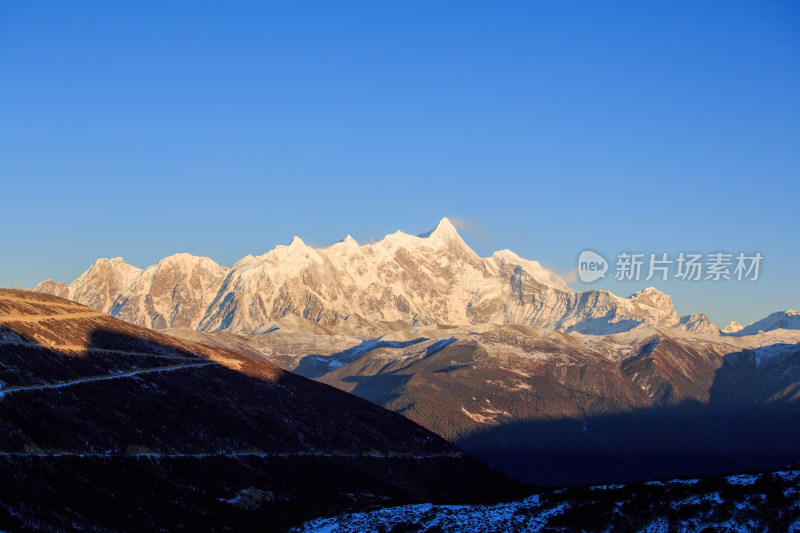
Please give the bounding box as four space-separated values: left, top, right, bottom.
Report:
33 218 730 335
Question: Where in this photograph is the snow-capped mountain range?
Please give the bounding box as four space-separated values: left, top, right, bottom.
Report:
723 310 800 336
30 218 789 336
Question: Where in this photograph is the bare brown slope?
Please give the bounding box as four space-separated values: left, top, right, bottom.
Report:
312 325 800 485
318 327 653 442
0 289 513 532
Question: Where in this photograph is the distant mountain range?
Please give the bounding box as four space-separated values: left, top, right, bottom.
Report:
25 219 800 487
30 217 794 337
722 310 800 336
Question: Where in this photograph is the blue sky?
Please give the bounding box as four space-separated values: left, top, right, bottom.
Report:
1 1 798 327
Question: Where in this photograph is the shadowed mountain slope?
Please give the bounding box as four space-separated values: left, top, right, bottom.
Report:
167 320 800 486
307 325 800 485
0 289 513 531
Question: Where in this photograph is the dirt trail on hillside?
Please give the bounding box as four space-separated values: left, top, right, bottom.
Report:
0 311 107 322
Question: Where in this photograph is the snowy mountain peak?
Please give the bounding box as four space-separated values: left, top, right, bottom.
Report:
723 321 744 334
80 257 142 278
89 256 133 267
337 234 362 248
633 287 666 297
491 249 571 292
730 310 800 336
287 236 306 247
250 235 320 265
675 313 721 335
157 253 220 267
629 287 673 310
418 217 460 241
492 249 520 262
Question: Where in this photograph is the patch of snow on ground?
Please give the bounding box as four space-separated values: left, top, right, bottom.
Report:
727 474 761 486
640 517 669 533
672 492 723 508
667 478 699 486
589 484 626 491
752 342 800 367
294 494 562 533
774 470 800 482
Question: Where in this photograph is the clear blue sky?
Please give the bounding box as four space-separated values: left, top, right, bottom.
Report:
1 1 798 327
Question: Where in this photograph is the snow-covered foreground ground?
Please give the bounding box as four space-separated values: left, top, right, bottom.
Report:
294 466 800 532
294 495 563 533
